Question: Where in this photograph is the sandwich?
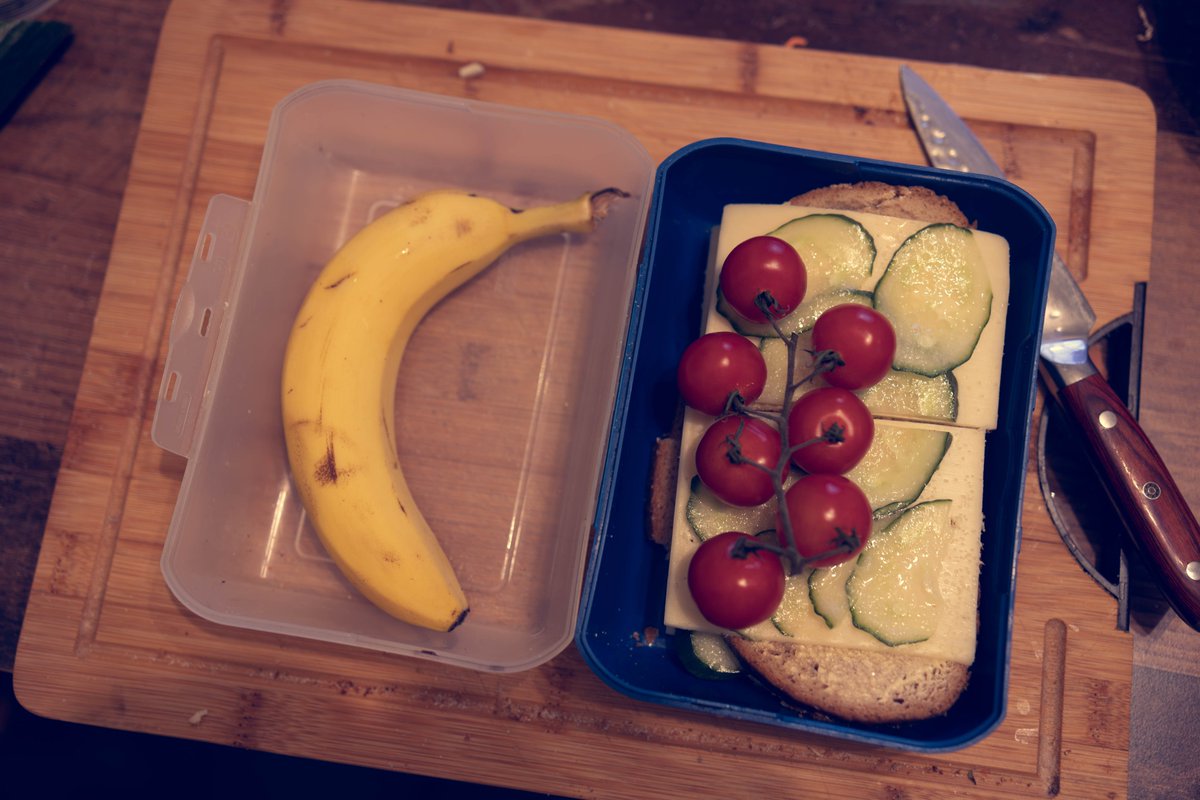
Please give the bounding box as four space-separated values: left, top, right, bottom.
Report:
652 181 1010 723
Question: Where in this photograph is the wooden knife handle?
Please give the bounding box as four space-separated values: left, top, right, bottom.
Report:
1058 371 1200 630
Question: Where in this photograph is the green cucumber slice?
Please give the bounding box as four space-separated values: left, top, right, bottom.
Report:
753 292 871 407
758 335 789 406
756 319 957 420
873 224 993 377
768 570 818 636
716 215 875 337
673 631 741 679
756 333 808 407
808 560 855 629
860 369 958 422
847 499 954 646
846 426 951 517
719 288 874 340
772 213 876 305
717 291 805 339
685 475 776 542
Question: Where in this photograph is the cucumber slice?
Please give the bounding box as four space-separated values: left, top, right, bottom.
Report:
860 369 958 423
758 335 789 406
846 426 951 517
791 288 874 328
754 292 873 407
717 291 806 339
673 631 741 679
756 320 957 421
772 213 876 303
716 215 875 338
768 570 818 636
756 333 812 407
808 560 854 629
719 288 874 340
685 475 776 542
847 500 953 646
873 224 992 377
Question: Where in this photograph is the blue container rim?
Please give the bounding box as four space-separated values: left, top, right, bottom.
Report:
578 136 1053 753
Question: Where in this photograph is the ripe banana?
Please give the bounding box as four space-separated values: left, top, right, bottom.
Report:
282 188 623 632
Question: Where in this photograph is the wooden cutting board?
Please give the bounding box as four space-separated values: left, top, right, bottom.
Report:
14 0 1155 797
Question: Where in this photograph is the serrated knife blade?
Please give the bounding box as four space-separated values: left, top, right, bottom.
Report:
900 64 1200 631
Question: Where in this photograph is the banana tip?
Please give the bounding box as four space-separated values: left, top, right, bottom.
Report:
448 607 470 632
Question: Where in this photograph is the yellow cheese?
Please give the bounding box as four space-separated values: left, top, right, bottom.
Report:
663 418 985 665
711 204 1010 430
661 201 1009 667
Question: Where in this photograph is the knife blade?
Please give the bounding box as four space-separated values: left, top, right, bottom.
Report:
900 65 1200 631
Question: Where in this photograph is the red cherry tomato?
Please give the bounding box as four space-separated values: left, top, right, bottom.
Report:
676 332 767 416
687 531 786 629
811 304 897 390
695 415 781 507
719 236 807 324
787 386 874 474
778 474 872 568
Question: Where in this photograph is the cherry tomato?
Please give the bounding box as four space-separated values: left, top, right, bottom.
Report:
811 304 897 390
787 386 874 474
676 332 767 416
695 415 781 507
778 474 872 568
719 236 807 324
687 531 786 629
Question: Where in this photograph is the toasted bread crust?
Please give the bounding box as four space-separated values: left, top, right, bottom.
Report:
727 638 969 723
790 181 970 228
647 436 680 547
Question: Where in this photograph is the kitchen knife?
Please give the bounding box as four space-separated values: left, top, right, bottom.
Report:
900 65 1200 631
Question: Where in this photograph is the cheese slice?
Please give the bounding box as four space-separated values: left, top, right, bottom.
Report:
712 204 1010 429
663 418 985 665
661 202 1009 667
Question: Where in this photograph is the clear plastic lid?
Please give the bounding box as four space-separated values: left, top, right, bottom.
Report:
153 80 654 672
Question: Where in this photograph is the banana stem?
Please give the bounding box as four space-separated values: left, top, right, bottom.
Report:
509 188 628 242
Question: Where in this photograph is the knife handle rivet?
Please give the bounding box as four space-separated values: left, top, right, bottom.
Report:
1142 482 1161 500
1099 410 1118 429
1187 562 1200 581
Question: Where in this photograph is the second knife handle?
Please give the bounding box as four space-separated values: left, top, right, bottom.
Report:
1058 370 1200 630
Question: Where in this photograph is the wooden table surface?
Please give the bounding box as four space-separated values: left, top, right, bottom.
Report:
2 0 1198 797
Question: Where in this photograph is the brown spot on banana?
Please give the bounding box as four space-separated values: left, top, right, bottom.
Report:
314 437 339 485
408 205 431 226
455 218 472 237
324 272 356 289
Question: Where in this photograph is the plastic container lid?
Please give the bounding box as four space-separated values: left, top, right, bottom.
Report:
152 80 654 673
